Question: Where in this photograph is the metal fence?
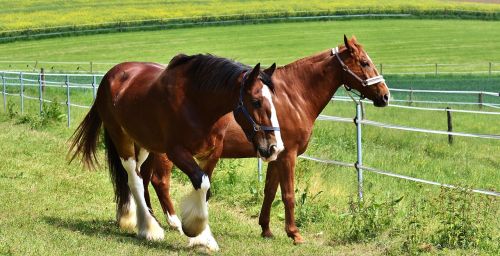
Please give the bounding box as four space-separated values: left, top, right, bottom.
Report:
1 70 499 198
1 71 102 127
1 61 499 75
292 100 500 199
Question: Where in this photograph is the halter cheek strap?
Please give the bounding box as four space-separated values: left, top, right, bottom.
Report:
233 72 280 141
332 47 385 87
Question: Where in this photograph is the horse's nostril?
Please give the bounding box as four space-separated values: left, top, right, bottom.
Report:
383 94 389 103
268 145 276 155
258 147 270 158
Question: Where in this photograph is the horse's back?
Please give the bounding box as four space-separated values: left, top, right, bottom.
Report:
95 62 169 150
101 62 164 100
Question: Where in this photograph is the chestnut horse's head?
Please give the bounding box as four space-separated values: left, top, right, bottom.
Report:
334 35 390 107
234 63 284 162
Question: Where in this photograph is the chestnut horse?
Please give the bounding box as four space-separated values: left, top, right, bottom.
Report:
69 54 282 251
118 35 390 248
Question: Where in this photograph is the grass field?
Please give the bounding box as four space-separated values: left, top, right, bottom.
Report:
0 94 498 255
0 18 499 255
1 0 499 32
1 19 500 74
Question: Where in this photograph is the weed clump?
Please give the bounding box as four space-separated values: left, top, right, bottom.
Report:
7 99 64 129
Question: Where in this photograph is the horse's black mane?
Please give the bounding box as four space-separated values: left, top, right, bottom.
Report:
168 53 274 92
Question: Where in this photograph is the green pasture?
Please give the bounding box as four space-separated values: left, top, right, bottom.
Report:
0 17 499 255
1 19 500 74
0 90 499 255
1 0 499 32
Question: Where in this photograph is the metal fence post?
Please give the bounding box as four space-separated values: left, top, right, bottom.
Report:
489 62 492 76
38 72 43 114
409 87 414 106
355 103 363 201
20 72 24 114
66 75 70 127
446 107 453 144
379 63 383 75
435 63 438 75
258 158 263 183
92 75 97 101
478 92 483 109
2 72 6 111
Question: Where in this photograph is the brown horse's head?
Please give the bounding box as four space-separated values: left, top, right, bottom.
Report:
234 63 284 162
335 35 390 107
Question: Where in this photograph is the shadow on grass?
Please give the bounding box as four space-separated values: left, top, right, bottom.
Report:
42 216 193 253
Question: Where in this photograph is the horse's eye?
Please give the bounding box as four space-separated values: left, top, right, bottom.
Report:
360 61 369 67
252 99 262 108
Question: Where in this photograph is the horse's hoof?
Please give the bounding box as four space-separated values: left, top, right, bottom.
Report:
138 220 165 241
261 230 274 238
182 221 207 238
117 206 137 232
293 235 305 245
118 216 137 233
188 225 219 252
166 214 184 235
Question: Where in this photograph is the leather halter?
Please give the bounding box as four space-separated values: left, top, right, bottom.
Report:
332 47 385 91
233 72 280 141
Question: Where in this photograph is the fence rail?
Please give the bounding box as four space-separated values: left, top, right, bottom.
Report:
1 70 499 198
299 107 500 198
1 61 500 75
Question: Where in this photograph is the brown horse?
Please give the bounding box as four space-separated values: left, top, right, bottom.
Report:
118 35 390 248
69 54 282 251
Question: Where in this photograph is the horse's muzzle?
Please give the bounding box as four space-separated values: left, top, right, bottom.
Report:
257 145 282 162
373 93 389 107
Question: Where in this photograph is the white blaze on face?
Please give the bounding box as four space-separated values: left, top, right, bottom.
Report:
261 85 284 154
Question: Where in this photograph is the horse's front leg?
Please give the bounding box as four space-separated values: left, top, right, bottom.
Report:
167 145 219 251
259 160 280 238
259 151 304 244
277 151 304 244
186 150 221 251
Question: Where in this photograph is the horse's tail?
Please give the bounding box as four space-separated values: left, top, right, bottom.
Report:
68 103 102 170
104 129 130 208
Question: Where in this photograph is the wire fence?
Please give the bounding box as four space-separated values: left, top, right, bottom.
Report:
1 61 500 75
1 70 499 197
296 103 500 198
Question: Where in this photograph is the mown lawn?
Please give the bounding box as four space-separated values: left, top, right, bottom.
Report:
1 0 499 32
1 19 500 74
0 90 498 255
0 17 499 255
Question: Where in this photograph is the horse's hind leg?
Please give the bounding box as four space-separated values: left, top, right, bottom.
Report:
149 154 182 233
115 139 164 241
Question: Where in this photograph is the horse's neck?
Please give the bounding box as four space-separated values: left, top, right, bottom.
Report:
279 50 343 122
188 89 239 125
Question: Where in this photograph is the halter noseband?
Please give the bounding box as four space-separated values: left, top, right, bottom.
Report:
233 72 280 141
332 47 385 91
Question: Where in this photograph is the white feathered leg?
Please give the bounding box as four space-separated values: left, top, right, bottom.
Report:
121 151 164 241
180 175 210 238
188 224 219 252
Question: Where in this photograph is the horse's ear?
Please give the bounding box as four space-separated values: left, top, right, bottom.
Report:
245 63 261 85
344 34 352 52
264 63 276 77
